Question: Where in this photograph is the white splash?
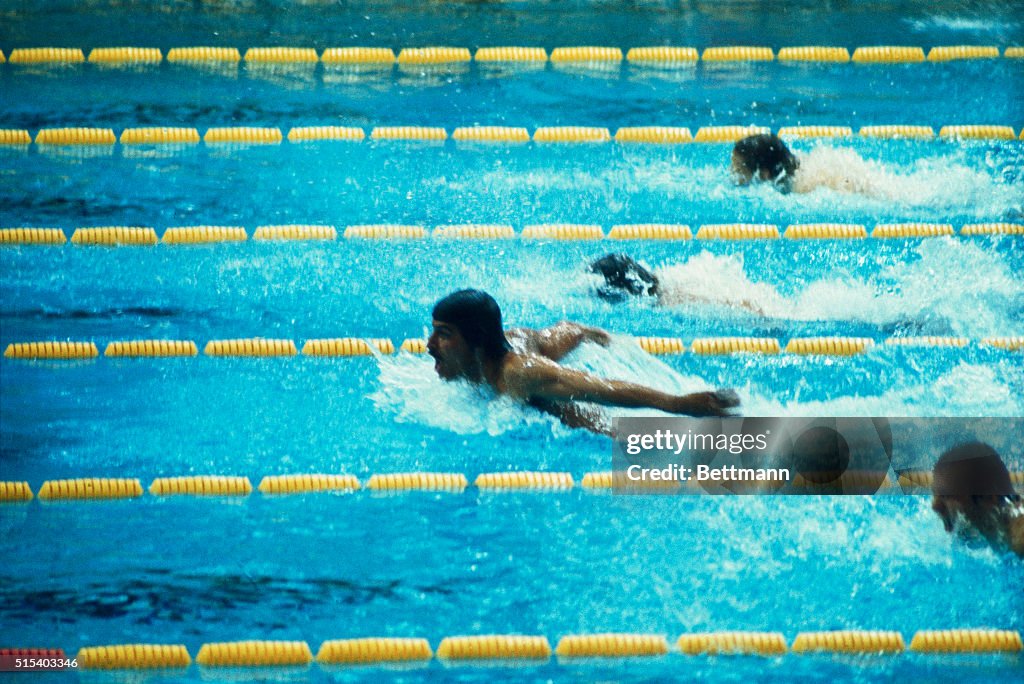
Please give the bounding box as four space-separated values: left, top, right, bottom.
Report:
371 335 1021 437
459 143 1021 220
905 15 1018 34
653 241 1022 334
790 145 1022 217
369 339 711 436
744 362 1021 417
370 352 562 436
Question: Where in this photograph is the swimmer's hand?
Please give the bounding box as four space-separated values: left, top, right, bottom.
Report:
670 389 741 417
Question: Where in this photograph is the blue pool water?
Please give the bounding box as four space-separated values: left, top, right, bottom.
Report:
2 1 1024 681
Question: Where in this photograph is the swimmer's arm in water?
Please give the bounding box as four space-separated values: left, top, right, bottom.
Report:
527 395 614 436
657 291 766 317
507 322 611 361
508 357 740 417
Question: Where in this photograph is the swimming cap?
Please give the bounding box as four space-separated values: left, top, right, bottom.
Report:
432 289 513 359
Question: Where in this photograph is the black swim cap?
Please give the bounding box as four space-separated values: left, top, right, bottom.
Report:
589 253 659 301
432 289 513 359
933 442 1016 497
733 133 799 191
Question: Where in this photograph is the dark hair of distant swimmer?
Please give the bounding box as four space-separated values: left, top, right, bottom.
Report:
731 133 800 192
931 441 1023 557
427 289 741 434
586 254 766 316
589 253 660 302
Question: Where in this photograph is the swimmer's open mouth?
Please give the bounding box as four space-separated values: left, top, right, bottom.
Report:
430 354 454 380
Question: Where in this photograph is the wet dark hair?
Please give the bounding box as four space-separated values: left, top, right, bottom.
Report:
733 133 800 191
589 253 660 302
432 289 512 359
933 442 1018 499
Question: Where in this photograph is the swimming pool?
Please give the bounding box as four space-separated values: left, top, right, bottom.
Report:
2 1 1023 681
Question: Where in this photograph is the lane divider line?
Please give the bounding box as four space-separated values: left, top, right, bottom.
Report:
244 47 318 63
37 478 143 500
161 226 247 244
149 476 253 497
4 45 1021 67
437 636 551 660
258 474 361 494
87 48 161 64
195 641 312 667
910 630 1022 653
6 124 1021 147
678 632 788 655
321 47 395 64
852 46 925 63
77 644 191 669
556 634 669 657
6 470 1024 503
702 46 774 62
10 630 1014 670
4 337 1021 362
791 631 905 653
317 638 432 663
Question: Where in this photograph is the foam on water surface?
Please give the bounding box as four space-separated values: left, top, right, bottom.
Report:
372 337 1023 438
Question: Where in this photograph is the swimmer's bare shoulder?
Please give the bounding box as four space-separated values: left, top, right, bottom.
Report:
505 327 539 352
493 350 551 398
507 322 611 361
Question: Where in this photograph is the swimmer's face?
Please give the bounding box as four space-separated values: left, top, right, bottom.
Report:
931 494 963 533
427 320 474 381
931 494 998 536
731 150 753 185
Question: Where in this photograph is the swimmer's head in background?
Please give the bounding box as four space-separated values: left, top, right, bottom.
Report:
931 441 1020 538
588 253 660 302
431 289 512 360
932 442 1017 499
731 133 800 192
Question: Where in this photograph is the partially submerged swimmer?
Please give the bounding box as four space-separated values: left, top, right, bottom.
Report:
589 253 765 315
731 133 888 196
731 133 801 192
426 289 740 434
931 442 1023 557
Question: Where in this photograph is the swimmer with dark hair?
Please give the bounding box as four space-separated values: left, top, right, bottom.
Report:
427 289 740 434
589 253 765 315
731 133 891 196
731 133 801 192
931 442 1023 557
589 253 661 301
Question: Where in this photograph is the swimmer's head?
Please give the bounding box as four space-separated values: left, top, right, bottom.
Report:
589 253 660 302
931 441 1019 535
731 134 799 192
428 289 512 380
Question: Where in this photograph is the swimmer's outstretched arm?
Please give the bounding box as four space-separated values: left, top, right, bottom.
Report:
507 322 611 361
511 358 740 417
659 292 766 317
